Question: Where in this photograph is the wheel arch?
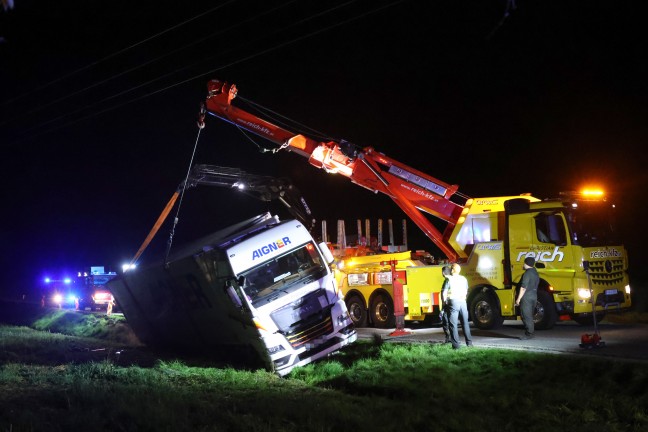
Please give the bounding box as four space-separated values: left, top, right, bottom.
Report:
537 278 553 294
367 287 393 308
344 288 368 308
533 279 559 330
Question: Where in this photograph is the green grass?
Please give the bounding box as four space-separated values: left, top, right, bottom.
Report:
1 305 647 431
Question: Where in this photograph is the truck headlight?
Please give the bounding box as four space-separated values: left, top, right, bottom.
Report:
268 345 285 355
337 313 348 327
577 288 591 299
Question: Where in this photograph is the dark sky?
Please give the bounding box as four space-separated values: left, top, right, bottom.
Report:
1 0 647 293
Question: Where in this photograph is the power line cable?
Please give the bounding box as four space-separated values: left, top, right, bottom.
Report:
8 0 341 141
238 97 335 143
0 0 300 128
6 0 406 145
0 0 240 107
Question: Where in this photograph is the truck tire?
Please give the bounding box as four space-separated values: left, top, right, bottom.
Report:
346 295 368 328
534 290 558 330
370 293 395 329
470 292 504 330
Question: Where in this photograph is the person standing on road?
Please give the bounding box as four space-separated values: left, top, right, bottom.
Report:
515 256 539 340
106 295 115 316
439 265 452 344
447 263 473 349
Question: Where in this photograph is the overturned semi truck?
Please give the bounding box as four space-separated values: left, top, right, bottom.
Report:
108 212 357 376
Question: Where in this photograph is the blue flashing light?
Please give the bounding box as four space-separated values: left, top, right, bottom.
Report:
44 277 51 283
64 278 72 284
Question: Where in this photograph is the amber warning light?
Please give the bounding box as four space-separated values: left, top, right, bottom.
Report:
581 188 605 197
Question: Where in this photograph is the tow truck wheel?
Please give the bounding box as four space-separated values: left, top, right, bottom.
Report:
370 293 395 329
533 291 558 330
346 295 368 328
470 292 504 330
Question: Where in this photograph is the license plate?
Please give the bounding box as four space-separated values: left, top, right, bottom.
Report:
605 289 617 295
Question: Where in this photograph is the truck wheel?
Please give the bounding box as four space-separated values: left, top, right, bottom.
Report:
470 292 504 330
571 312 605 326
534 291 558 330
370 293 395 329
346 295 368 328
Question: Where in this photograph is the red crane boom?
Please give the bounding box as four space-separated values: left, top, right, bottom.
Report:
203 79 467 261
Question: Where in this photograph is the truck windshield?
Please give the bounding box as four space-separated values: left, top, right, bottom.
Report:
567 201 621 247
240 242 326 307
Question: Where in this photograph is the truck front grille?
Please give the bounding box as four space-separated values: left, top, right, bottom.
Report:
270 289 335 349
285 314 334 349
587 258 625 287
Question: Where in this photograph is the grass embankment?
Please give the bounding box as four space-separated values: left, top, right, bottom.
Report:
1 304 647 432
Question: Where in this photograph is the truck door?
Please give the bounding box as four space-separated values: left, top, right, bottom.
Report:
509 210 575 288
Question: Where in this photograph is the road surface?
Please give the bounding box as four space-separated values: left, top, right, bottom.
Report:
356 319 648 363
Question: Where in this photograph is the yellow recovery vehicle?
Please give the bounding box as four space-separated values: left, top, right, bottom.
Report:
334 191 630 330
202 79 632 330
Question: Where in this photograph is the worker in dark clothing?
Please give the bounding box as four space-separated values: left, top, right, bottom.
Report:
439 265 452 343
515 256 540 340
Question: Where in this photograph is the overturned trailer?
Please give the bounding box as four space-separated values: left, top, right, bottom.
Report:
108 213 356 376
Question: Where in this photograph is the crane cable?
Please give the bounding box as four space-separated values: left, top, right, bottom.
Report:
127 123 203 268
164 122 204 266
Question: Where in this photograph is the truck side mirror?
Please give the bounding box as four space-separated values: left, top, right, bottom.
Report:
225 279 243 308
319 241 335 264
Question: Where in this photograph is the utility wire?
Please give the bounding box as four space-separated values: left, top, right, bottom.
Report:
5 0 405 145
1 0 301 130
0 0 240 107
239 97 335 143
487 0 517 40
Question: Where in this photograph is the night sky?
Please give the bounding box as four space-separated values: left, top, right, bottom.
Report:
1 0 647 295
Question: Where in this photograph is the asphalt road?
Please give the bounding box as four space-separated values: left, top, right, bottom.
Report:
356 319 648 363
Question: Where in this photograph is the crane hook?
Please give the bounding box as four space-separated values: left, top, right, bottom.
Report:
197 103 206 129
